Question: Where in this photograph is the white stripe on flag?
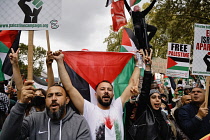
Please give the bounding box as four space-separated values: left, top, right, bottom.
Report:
175 61 189 67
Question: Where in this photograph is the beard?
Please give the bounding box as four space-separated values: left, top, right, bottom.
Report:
46 103 66 121
97 96 113 107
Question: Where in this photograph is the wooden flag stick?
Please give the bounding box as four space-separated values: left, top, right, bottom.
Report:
205 76 210 108
46 30 50 51
27 31 34 80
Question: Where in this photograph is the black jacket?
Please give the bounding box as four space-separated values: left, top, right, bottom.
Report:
124 0 157 26
126 71 175 140
178 102 210 140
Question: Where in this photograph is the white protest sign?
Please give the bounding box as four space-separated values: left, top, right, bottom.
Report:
192 23 210 76
166 42 191 78
0 0 61 30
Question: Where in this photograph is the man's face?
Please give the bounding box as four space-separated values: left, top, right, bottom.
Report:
7 86 14 93
34 90 45 97
133 5 140 12
46 86 69 120
190 87 205 104
95 82 114 107
184 89 191 95
182 95 192 105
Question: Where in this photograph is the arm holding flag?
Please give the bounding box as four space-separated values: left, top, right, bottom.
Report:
53 51 85 114
120 51 142 107
46 51 55 88
9 48 23 100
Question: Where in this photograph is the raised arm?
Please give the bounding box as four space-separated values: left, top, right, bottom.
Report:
120 51 142 107
53 51 85 114
135 49 153 118
46 51 55 88
9 48 23 100
141 0 157 16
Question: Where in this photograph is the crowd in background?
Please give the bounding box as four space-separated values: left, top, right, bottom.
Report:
0 49 209 140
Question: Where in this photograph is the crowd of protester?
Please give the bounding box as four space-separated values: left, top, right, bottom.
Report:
0 49 209 140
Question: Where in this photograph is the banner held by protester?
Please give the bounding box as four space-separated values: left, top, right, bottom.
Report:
166 42 191 78
0 0 61 30
192 23 210 76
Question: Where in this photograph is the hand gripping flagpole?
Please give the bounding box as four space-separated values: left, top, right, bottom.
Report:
27 31 34 80
205 76 210 108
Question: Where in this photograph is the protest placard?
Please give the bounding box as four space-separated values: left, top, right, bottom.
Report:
192 23 210 76
166 42 191 78
152 57 167 74
0 0 61 30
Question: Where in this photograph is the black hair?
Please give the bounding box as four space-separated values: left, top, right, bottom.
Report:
34 88 47 97
95 80 113 90
48 83 69 97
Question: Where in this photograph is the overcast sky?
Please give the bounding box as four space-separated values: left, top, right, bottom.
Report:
19 0 149 77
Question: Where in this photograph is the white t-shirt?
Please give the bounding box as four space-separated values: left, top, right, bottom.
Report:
83 98 124 140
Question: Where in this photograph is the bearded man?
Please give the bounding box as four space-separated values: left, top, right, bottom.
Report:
0 81 91 140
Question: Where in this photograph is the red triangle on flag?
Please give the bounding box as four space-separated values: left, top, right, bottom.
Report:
63 51 133 89
167 57 177 69
0 31 19 48
121 29 132 47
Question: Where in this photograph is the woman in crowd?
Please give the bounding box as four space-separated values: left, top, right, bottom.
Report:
126 49 176 140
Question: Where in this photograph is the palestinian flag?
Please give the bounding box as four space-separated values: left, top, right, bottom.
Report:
130 0 141 7
63 51 135 104
111 0 127 32
120 28 139 52
0 30 21 81
200 134 210 140
120 28 145 77
105 0 112 7
167 56 189 71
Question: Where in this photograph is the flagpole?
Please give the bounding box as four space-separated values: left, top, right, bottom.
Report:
46 30 50 51
27 31 34 80
204 76 210 108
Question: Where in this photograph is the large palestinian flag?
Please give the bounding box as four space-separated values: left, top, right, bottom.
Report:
0 30 21 81
63 51 135 104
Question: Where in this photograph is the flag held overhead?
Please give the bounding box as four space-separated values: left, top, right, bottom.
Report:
121 28 139 51
111 0 127 32
0 30 21 81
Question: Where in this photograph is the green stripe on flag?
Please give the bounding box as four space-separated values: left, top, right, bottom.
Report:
120 46 128 52
0 42 9 53
113 57 135 99
168 66 189 71
134 0 141 5
0 58 5 81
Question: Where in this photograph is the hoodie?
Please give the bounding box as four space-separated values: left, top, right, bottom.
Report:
0 102 91 140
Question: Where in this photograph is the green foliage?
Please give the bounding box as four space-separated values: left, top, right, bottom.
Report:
104 0 210 58
18 43 47 78
150 0 210 58
104 20 133 52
